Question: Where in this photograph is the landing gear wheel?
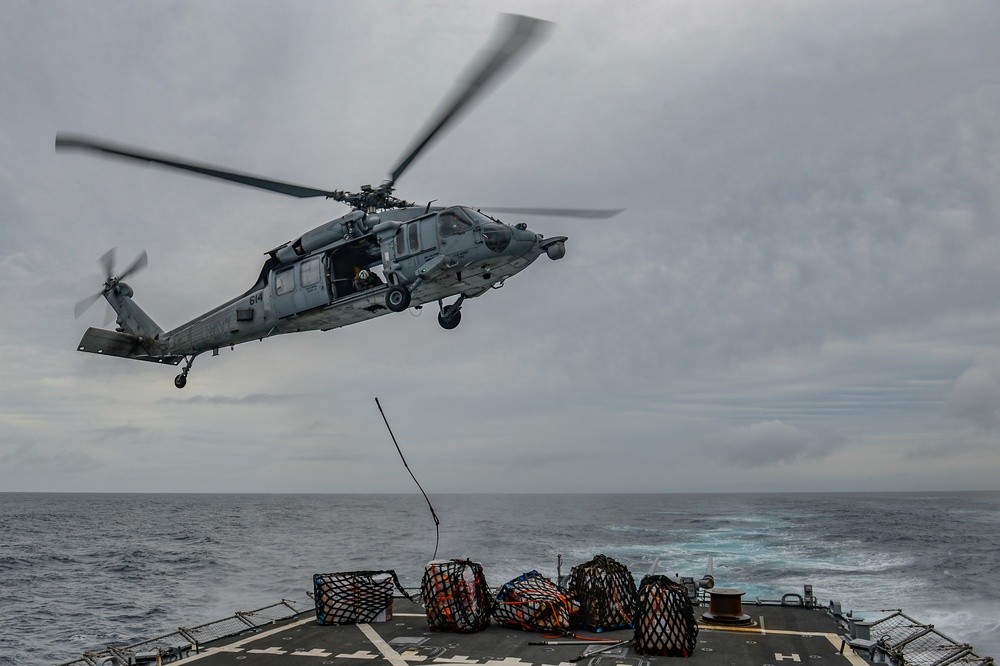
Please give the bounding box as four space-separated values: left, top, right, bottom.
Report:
174 355 196 389
438 306 462 330
385 285 411 312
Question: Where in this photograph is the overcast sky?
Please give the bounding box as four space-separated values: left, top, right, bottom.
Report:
1 1 998 493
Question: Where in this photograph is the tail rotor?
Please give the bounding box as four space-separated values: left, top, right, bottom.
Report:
74 248 147 319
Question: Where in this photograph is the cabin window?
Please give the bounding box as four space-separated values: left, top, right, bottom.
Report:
395 228 406 256
439 211 473 237
300 258 321 286
408 222 420 253
275 267 295 295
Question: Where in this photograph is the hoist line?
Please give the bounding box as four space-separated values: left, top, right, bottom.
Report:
375 397 441 561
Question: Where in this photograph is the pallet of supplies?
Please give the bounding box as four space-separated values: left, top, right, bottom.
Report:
493 570 572 632
422 559 492 633
314 571 395 625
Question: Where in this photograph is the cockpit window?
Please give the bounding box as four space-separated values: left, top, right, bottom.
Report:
464 208 498 227
457 208 512 252
482 225 512 253
438 210 473 237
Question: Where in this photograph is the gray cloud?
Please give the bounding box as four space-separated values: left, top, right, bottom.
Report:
86 425 150 442
904 432 992 461
702 421 848 468
1 1 998 492
946 351 1000 433
159 393 306 406
0 441 102 475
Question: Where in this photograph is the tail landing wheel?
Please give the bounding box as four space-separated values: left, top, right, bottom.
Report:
437 296 465 330
174 355 196 389
438 307 461 330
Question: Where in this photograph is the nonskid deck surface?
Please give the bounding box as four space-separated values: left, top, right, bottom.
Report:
175 599 864 666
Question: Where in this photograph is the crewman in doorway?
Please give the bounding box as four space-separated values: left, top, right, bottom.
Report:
353 269 383 291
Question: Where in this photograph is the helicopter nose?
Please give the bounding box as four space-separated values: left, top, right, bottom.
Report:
508 226 540 256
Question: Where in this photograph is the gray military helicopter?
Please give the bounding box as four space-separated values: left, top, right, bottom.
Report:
61 14 621 389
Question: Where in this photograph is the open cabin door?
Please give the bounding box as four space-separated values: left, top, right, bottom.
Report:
272 255 330 318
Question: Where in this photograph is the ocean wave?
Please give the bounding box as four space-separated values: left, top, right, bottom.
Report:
4 492 997 665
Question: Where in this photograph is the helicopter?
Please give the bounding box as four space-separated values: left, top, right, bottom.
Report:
60 14 622 389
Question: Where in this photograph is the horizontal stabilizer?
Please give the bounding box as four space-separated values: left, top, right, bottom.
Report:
77 327 183 365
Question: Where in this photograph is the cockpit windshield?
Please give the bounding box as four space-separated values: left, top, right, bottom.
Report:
437 207 512 252
462 207 499 227
438 209 474 237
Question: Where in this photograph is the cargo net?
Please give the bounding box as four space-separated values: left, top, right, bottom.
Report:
632 575 699 657
314 570 411 625
565 554 637 632
493 570 573 632
422 559 493 633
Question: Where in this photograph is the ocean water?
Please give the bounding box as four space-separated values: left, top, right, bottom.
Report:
1 492 998 665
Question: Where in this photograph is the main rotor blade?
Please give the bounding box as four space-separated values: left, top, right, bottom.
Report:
389 14 552 185
480 206 625 219
56 134 344 199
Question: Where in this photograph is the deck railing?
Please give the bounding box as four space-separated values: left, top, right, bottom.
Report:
55 599 311 666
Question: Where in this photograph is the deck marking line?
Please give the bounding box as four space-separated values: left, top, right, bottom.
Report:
823 634 869 666
482 659 533 666
394 613 425 617
293 648 334 657
696 624 829 636
359 622 410 666
174 616 316 663
760 616 766 635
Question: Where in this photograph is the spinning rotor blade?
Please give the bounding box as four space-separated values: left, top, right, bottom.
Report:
480 206 625 219
99 247 116 280
73 248 148 319
389 14 552 185
74 292 105 320
75 249 116 319
74 291 119 322
56 134 344 199
119 250 147 281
